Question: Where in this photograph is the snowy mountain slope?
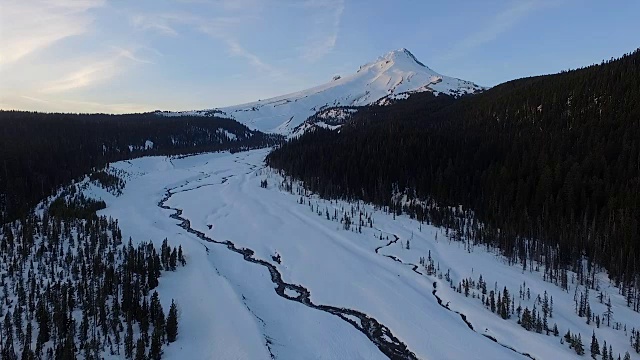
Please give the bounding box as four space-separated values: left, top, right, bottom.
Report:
165 49 483 134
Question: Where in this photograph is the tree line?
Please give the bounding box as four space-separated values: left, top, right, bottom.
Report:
0 111 282 223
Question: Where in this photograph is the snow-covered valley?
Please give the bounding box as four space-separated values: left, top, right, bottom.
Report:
73 149 640 360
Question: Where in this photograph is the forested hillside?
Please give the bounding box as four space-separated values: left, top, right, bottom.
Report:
267 49 640 309
0 111 282 223
0 174 186 359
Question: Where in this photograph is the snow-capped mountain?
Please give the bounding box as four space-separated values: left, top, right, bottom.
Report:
166 49 483 135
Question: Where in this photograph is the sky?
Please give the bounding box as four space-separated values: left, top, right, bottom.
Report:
1 0 639 114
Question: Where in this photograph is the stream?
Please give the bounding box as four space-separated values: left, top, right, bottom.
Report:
158 174 419 360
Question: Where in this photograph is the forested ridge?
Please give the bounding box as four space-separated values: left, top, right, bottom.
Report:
0 111 282 223
267 49 640 308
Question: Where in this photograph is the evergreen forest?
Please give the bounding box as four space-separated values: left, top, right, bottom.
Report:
268 49 640 309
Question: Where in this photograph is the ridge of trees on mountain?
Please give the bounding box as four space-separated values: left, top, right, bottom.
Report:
267 48 640 308
0 111 282 223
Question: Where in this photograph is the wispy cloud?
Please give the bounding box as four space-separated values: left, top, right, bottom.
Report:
20 95 51 104
174 0 265 11
132 10 280 76
130 12 205 36
441 1 540 61
112 46 155 64
131 14 180 36
41 48 151 93
224 38 280 76
0 0 104 67
298 0 344 62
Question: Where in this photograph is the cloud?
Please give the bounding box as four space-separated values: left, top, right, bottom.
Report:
175 0 264 11
223 38 281 76
59 99 155 114
194 16 279 75
0 0 104 67
130 12 206 36
132 10 279 76
131 14 180 36
20 95 51 104
112 46 156 64
204 29 281 76
41 48 151 93
441 1 541 60
298 0 344 62
14 94 153 114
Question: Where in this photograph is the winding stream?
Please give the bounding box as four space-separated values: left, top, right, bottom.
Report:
374 235 535 359
158 174 419 360
158 154 535 359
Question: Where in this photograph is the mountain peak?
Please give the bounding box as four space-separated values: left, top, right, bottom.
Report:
166 48 483 134
358 48 432 74
383 48 427 67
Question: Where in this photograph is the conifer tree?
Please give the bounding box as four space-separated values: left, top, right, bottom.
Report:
149 327 163 360
590 331 600 359
574 334 585 355
604 298 613 327
608 345 613 360
166 300 179 344
170 249 177 271
125 318 134 359
134 337 146 360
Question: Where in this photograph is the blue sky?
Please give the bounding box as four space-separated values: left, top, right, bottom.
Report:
1 0 638 113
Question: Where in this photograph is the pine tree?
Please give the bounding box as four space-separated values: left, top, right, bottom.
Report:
604 298 613 327
149 327 163 360
501 287 510 319
4 309 14 346
35 299 50 345
178 246 185 266
521 308 532 331
135 337 146 360
169 249 177 271
490 291 496 313
166 300 178 344
574 334 585 355
20 347 34 360
3 315 17 360
24 322 32 353
608 345 613 360
590 331 600 359
150 291 165 340
125 317 134 359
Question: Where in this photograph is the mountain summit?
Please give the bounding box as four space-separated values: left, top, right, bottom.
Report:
169 49 483 134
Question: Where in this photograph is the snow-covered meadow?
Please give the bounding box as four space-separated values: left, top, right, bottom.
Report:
83 149 640 359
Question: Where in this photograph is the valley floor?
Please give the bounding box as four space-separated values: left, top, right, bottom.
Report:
84 149 640 360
